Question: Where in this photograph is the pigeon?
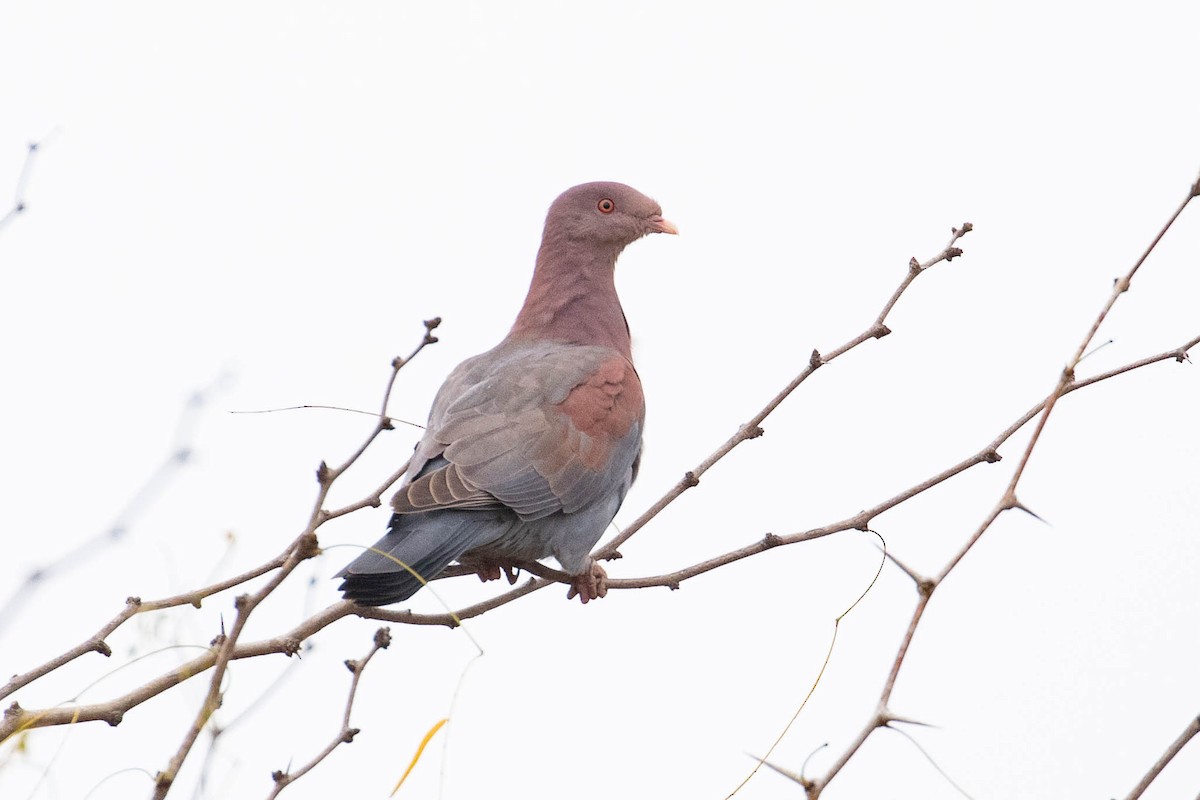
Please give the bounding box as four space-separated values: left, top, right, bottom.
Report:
337 182 676 606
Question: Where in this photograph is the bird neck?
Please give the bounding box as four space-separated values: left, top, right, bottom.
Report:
507 238 632 358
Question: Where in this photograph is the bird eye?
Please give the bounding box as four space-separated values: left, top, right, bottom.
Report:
597 198 615 214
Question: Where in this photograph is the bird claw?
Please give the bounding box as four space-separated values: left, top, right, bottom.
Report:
473 562 521 585
475 564 502 583
567 561 608 604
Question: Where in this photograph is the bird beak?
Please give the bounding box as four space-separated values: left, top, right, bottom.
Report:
649 215 679 235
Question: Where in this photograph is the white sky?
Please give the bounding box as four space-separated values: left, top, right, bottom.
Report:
2 2 1199 799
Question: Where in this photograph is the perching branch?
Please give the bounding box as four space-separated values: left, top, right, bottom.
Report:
2 197 1194 799
595 223 973 561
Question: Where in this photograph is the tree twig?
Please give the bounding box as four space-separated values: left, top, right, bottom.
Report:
799 170 1200 799
1121 713 1200 800
267 628 391 798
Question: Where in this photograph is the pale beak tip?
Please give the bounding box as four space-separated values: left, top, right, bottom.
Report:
652 216 680 235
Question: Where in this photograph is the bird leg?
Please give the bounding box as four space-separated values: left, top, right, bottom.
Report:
567 560 608 604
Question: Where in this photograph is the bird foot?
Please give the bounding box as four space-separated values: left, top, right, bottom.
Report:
473 562 520 585
567 560 608 604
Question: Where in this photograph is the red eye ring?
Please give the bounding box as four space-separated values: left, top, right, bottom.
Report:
597 198 615 214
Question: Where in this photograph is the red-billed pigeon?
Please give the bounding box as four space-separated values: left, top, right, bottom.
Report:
337 182 676 606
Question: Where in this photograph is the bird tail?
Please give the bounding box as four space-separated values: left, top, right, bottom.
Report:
336 511 504 606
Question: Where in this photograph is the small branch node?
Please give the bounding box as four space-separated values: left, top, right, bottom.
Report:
682 471 700 488
92 639 113 658
943 246 964 262
296 533 321 560
126 596 143 608
342 727 360 743
373 627 392 649
316 461 331 484
908 256 921 273
809 349 824 369
282 638 302 657
422 316 443 345
763 532 783 548
5 701 22 719
873 324 892 339
344 659 360 674
667 581 681 591
1174 348 1191 364
982 448 1002 464
917 578 937 598
741 424 765 440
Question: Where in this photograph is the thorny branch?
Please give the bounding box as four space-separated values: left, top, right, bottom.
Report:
594 223 973 562
1 196 1195 796
792 171 1200 799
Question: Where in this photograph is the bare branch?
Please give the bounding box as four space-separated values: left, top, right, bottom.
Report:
595 223 974 561
149 320 439 798
0 136 51 234
799 171 1199 798
267 628 391 797
1121 713 1200 800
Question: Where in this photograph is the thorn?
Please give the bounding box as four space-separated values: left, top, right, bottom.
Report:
887 713 939 729
876 545 925 585
799 742 829 781
1012 500 1050 525
747 754 809 786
